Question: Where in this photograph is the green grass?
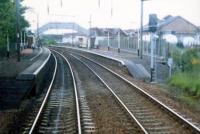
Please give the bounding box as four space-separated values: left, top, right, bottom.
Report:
169 72 200 96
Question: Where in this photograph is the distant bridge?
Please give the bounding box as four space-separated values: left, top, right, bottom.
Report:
38 22 89 35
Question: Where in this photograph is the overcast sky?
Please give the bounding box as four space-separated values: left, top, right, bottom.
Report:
23 0 200 31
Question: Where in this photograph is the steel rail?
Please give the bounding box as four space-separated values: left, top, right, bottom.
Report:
68 53 148 134
33 48 51 75
72 51 200 133
29 53 57 134
51 49 82 134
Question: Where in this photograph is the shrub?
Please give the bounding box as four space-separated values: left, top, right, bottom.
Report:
181 49 200 72
169 72 200 96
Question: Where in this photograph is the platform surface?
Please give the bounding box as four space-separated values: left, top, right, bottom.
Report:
0 48 42 78
90 48 169 82
16 47 51 80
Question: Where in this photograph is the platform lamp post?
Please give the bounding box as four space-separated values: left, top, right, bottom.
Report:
15 0 20 62
140 0 150 59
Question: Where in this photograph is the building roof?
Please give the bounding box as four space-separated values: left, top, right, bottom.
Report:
143 15 199 34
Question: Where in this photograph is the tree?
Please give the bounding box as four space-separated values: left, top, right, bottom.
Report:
0 0 29 57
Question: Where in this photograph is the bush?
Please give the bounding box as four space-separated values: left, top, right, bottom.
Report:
181 49 200 72
169 72 200 96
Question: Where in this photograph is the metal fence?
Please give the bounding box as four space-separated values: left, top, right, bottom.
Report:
98 36 175 60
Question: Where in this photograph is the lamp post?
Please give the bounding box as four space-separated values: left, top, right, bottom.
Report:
16 0 20 62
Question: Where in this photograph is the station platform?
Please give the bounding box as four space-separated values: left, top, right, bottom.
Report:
17 47 51 80
90 47 169 82
0 47 51 110
54 45 169 82
0 48 43 78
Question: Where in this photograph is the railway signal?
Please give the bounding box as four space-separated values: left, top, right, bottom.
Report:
149 14 158 82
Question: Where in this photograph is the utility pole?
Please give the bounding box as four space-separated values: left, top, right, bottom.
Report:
118 30 120 53
72 22 75 46
136 29 139 56
88 15 92 49
16 0 20 62
107 30 110 51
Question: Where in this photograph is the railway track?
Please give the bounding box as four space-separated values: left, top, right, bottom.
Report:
22 46 200 133
56 47 200 134
21 51 81 134
54 49 144 133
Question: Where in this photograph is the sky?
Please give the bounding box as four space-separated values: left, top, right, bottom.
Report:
22 0 200 32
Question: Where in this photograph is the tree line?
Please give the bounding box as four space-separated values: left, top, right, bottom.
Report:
0 0 29 57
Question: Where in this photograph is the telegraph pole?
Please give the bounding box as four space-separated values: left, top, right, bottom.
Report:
16 0 20 62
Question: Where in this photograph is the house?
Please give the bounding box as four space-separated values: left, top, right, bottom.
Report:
143 15 199 46
144 15 199 36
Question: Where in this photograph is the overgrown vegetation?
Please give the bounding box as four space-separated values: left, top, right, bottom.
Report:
169 48 200 97
0 0 29 58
